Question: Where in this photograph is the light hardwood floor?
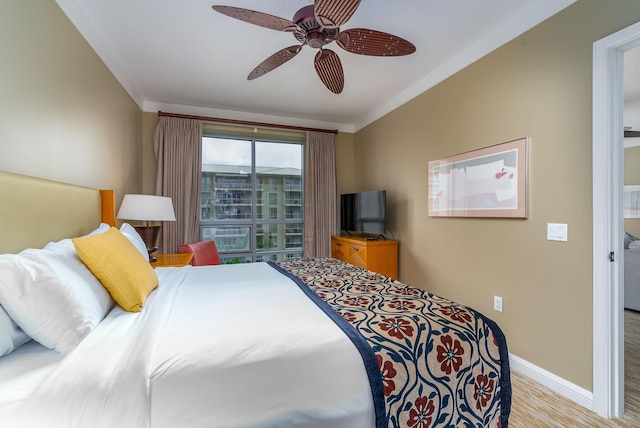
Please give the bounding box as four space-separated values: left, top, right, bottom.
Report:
508 310 640 427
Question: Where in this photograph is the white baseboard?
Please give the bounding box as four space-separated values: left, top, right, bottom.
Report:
509 353 594 410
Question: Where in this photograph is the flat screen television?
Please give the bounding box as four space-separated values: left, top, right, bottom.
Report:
340 190 387 237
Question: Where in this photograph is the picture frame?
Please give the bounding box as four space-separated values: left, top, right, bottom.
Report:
624 185 640 218
428 137 528 218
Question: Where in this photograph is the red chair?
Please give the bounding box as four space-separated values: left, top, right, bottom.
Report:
178 240 221 266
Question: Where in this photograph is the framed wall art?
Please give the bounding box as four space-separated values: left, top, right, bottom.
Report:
428 137 528 218
624 185 640 218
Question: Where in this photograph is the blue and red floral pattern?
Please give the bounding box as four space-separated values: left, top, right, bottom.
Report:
270 258 510 428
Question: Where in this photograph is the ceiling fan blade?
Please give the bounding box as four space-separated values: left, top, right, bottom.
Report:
336 28 416 56
212 5 301 32
248 45 302 80
625 130 640 138
314 49 344 94
314 0 362 29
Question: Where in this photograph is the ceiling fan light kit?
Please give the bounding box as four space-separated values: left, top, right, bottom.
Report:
212 0 415 94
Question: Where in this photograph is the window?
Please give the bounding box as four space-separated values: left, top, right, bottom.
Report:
200 134 303 264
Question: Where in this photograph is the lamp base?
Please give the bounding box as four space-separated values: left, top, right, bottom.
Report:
134 225 161 263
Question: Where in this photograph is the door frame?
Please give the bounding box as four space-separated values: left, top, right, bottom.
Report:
593 20 640 418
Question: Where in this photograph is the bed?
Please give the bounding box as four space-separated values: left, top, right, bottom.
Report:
0 170 511 427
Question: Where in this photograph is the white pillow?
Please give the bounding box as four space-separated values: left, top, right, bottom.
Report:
0 244 113 353
42 241 114 310
630 240 640 250
48 223 111 250
0 305 30 357
120 223 150 261
87 222 112 236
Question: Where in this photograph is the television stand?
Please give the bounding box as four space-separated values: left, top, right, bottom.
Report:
365 234 386 241
331 235 398 279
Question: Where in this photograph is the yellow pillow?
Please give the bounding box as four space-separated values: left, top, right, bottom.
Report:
72 227 158 312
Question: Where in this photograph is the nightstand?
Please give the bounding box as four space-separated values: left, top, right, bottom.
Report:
151 253 193 268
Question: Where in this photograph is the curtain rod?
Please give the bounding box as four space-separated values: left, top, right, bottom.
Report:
158 111 338 134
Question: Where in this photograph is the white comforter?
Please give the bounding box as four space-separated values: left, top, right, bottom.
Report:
16 263 375 428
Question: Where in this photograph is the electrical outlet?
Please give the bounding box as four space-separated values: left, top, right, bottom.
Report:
494 296 503 312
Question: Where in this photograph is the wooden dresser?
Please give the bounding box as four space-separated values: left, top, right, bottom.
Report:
331 235 398 280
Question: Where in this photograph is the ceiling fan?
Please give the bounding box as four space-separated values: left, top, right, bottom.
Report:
212 1 416 94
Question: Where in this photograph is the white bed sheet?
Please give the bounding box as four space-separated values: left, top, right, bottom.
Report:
0 341 63 427
15 263 375 428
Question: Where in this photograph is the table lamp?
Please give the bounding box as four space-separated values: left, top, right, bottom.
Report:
116 194 176 262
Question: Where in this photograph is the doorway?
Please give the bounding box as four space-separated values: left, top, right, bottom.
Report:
593 20 640 418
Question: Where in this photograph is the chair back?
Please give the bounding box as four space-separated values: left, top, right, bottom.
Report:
178 240 221 266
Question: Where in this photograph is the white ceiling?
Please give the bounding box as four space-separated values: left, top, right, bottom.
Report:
56 0 577 132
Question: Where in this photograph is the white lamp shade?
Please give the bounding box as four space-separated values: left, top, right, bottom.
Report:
116 194 176 221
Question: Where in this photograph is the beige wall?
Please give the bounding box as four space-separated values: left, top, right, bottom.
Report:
355 0 640 391
0 1 142 207
142 112 159 194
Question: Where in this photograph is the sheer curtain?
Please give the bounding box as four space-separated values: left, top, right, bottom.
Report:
304 131 338 257
153 116 203 253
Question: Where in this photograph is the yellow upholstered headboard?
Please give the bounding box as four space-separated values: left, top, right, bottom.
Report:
0 170 115 254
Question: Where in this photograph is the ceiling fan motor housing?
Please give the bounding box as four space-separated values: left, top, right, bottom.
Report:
293 5 339 49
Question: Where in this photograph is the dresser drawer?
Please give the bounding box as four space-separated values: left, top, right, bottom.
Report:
332 239 367 268
331 235 398 279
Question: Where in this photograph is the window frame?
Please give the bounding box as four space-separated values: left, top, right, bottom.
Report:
200 131 304 263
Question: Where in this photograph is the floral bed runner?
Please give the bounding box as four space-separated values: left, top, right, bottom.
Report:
270 258 511 428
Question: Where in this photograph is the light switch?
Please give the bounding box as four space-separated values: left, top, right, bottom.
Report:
547 223 568 242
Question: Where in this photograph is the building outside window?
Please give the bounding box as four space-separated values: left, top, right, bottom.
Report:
200 136 303 263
